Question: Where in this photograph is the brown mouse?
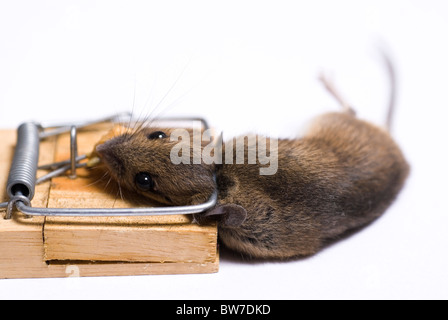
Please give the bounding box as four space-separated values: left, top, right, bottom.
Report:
94 61 409 260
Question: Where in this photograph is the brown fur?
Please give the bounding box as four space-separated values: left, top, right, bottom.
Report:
209 112 409 259
96 112 409 260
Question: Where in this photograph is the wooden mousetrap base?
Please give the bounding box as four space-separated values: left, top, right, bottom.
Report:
0 125 218 279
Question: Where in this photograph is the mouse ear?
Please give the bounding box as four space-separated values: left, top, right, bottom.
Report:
195 204 247 227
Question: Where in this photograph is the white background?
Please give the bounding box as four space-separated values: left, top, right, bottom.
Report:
1 0 447 300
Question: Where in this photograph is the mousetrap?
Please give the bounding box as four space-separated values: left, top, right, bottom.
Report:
0 114 219 279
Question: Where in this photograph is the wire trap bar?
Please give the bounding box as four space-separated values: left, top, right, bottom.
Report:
1 113 217 219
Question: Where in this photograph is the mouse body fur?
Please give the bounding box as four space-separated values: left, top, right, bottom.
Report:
95 111 409 259
95 66 409 260
206 112 409 259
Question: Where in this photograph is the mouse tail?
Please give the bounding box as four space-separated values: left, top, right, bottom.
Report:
320 52 398 132
319 73 356 116
382 52 397 133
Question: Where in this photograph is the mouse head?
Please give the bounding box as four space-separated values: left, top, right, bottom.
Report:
95 127 216 206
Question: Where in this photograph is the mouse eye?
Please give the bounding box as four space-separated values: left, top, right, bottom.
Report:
147 131 167 140
135 172 154 191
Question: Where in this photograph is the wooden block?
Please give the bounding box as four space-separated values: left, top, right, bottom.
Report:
0 125 219 279
44 218 217 263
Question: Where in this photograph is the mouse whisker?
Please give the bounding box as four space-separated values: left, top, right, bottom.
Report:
125 112 151 140
118 182 125 202
130 59 194 137
83 170 110 188
112 181 125 204
148 59 191 122
130 73 137 129
104 175 114 191
83 177 107 189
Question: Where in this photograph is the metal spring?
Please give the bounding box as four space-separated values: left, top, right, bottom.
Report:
6 122 40 201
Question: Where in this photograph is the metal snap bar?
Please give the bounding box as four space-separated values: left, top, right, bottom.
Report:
14 191 218 217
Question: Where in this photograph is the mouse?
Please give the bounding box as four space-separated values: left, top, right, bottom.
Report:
93 59 409 260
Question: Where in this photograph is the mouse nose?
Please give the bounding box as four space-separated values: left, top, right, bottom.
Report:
95 142 125 175
95 142 116 162
95 143 107 155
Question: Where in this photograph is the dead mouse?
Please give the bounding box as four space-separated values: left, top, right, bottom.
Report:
94 59 409 260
